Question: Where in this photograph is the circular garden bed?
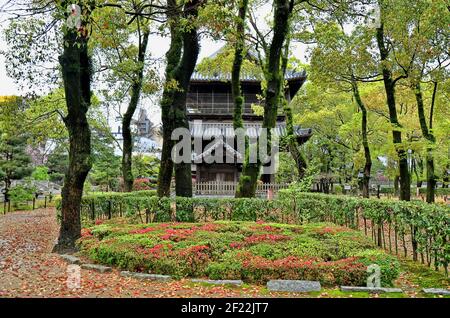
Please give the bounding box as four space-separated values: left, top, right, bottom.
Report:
78 220 400 286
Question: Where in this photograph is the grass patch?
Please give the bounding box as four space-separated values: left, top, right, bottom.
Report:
397 259 450 289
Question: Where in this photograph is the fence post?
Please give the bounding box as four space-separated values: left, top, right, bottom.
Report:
411 225 418 261
44 196 47 208
108 200 112 220
91 201 95 221
32 198 36 210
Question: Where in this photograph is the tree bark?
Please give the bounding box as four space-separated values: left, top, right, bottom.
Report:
237 0 294 197
231 0 250 198
352 78 372 198
414 82 436 203
122 28 150 192
376 23 410 201
281 35 307 180
231 0 249 131
157 0 183 197
54 14 92 252
172 0 202 197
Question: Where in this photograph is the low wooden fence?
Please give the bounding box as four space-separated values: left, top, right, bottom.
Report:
193 182 290 197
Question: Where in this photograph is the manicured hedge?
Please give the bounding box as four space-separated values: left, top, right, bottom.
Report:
56 189 449 273
374 187 450 196
418 187 450 196
78 221 400 286
56 190 157 221
278 190 449 274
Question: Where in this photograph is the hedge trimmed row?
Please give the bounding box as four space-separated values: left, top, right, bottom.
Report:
56 189 449 273
279 190 449 274
375 187 450 196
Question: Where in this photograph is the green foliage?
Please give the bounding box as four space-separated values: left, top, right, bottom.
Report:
287 159 320 192
275 152 299 183
57 189 450 273
46 146 68 184
278 190 450 271
9 182 36 207
78 220 397 285
196 45 262 79
89 141 121 192
0 134 33 188
132 155 160 180
355 250 400 287
32 166 49 181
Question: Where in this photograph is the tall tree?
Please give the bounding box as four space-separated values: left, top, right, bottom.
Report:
351 77 372 197
0 97 33 200
309 23 380 197
237 0 295 197
158 0 203 197
0 138 34 205
55 1 95 251
231 0 249 131
375 2 410 201
157 0 183 197
414 82 436 202
172 0 203 197
407 0 449 203
90 6 156 193
231 0 250 197
280 23 308 181
121 23 151 192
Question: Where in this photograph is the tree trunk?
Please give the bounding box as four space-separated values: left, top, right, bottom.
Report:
352 78 372 198
54 22 92 252
122 29 150 192
237 0 294 197
394 174 399 195
172 0 202 197
281 36 307 180
157 0 183 197
376 23 410 201
231 0 249 131
232 0 250 198
414 82 436 203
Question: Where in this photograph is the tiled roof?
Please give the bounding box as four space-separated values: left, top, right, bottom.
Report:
189 121 312 139
190 70 307 83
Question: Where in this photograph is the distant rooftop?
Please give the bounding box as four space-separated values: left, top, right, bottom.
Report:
190 69 307 83
189 121 312 141
192 45 307 83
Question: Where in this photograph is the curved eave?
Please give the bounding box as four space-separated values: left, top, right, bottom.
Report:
288 75 308 100
294 127 313 145
190 71 307 87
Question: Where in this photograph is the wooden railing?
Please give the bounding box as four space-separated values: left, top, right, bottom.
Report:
193 181 290 197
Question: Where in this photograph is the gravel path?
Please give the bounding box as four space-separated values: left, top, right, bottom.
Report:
0 208 298 298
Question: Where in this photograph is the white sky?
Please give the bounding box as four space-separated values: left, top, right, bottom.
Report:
0 3 308 128
0 30 18 95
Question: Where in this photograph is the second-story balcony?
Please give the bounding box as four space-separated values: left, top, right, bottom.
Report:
186 92 284 116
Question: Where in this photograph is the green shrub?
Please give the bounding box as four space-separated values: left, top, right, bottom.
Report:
77 221 398 286
32 166 49 181
355 250 401 287
9 184 36 207
57 189 449 272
